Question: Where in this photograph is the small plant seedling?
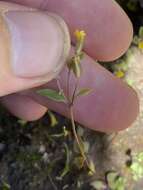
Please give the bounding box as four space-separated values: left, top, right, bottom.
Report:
48 111 58 127
133 26 143 50
37 30 94 173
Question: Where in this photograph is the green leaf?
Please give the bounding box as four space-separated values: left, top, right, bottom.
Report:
107 172 125 190
60 143 70 178
37 89 65 103
133 36 139 45
76 88 93 97
88 159 96 176
139 26 143 38
90 180 106 190
137 152 143 162
48 111 58 127
2 182 10 190
131 162 143 181
17 119 28 127
107 171 118 189
107 171 118 183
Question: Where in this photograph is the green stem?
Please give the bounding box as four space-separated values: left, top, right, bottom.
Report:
71 79 79 105
56 77 68 104
66 69 71 103
69 106 90 169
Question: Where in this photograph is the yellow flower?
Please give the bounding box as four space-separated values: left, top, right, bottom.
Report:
115 70 125 78
74 30 86 41
138 41 143 50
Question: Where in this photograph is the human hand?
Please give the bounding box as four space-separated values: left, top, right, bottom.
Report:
0 0 139 132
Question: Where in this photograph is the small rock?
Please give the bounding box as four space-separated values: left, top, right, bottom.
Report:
39 145 46 154
42 152 49 163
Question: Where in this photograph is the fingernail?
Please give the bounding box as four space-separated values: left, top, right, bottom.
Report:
3 10 70 78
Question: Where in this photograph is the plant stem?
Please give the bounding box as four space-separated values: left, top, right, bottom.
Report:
56 77 68 104
56 77 63 94
66 69 71 102
71 79 79 105
69 106 90 170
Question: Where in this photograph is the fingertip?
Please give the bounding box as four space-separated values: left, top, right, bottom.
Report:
84 0 134 61
45 0 133 61
1 94 48 121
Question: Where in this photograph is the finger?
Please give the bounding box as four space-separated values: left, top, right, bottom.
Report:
0 1 70 96
1 94 47 121
22 49 139 133
9 0 133 61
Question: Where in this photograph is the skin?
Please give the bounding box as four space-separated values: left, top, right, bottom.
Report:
0 0 139 132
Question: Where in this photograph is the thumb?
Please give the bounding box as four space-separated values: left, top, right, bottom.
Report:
0 2 70 96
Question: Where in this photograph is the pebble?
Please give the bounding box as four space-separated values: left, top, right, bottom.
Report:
39 144 46 154
42 152 49 163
